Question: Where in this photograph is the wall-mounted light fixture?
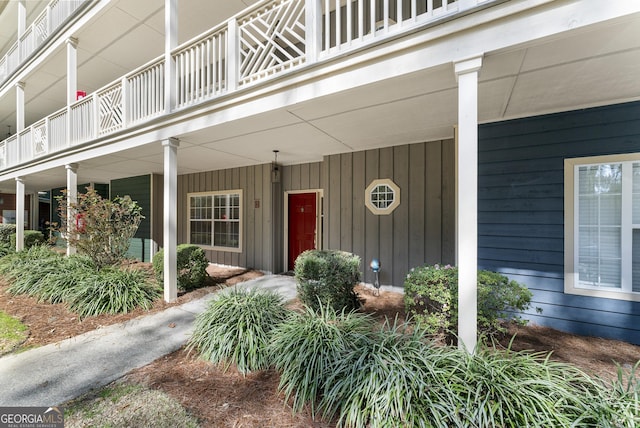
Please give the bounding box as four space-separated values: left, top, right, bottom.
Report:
271 149 281 183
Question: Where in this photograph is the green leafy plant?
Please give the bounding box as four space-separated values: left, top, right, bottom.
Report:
0 224 16 245
294 249 361 313
404 264 534 338
269 305 372 415
320 320 449 428
188 288 289 374
56 187 144 269
10 230 45 249
0 246 159 318
153 244 209 290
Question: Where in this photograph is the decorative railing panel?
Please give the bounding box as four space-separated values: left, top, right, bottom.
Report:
238 0 307 86
33 120 48 156
0 142 5 170
19 129 34 164
98 84 124 136
34 11 49 46
174 28 227 108
128 59 165 123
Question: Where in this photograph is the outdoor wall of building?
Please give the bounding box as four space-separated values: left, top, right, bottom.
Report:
111 175 152 262
322 140 456 287
478 100 640 344
49 183 109 236
0 193 32 228
177 164 278 272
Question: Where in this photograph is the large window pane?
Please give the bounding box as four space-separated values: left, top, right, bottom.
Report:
190 221 211 245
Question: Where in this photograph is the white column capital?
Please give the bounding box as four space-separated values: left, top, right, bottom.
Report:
162 137 180 149
454 55 483 80
65 163 79 172
15 81 25 90
66 37 78 48
15 176 24 184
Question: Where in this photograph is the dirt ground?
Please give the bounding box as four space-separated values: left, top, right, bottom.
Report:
2 266 640 427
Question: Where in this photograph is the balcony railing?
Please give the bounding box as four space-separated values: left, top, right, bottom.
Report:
0 0 494 171
0 0 88 82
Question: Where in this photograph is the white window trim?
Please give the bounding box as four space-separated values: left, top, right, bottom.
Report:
187 189 243 253
564 154 640 302
365 178 400 215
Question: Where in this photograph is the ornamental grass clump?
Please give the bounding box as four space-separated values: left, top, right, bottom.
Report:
65 267 160 318
320 320 455 428
188 288 289 374
0 246 160 318
269 305 372 415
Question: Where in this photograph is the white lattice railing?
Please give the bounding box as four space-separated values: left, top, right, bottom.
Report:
238 0 307 86
0 0 88 81
0 0 495 171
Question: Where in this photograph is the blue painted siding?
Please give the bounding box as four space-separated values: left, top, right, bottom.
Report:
478 101 640 345
111 175 152 262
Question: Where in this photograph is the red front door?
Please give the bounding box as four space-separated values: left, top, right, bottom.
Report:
288 193 317 270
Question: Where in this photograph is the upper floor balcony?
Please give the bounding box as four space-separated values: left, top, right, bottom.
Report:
0 0 497 172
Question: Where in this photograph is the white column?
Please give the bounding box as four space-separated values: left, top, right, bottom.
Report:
305 0 322 63
16 82 25 132
454 55 482 354
164 0 178 113
163 138 179 302
66 38 78 105
15 178 25 252
17 1 26 36
65 163 78 256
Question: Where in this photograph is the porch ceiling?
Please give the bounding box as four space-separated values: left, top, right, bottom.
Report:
0 2 639 193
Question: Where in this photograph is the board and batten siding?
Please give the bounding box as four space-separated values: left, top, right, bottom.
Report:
177 164 280 273
322 140 455 287
111 175 152 262
478 101 640 344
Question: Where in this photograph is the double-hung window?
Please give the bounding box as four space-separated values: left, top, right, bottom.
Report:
565 155 640 301
188 190 242 252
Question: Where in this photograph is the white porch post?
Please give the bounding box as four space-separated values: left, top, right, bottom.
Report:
66 38 78 105
163 138 179 302
17 1 26 60
15 178 25 252
16 82 25 133
164 0 178 113
305 0 322 63
65 163 78 256
454 55 482 354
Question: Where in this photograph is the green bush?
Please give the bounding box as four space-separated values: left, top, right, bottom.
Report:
403 264 533 337
0 224 16 244
269 305 372 415
10 230 45 249
188 288 289 374
294 249 361 313
153 244 209 291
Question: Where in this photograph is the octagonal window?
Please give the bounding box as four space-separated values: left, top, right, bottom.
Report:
365 179 400 215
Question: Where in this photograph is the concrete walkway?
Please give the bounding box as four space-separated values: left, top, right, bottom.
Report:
0 275 297 407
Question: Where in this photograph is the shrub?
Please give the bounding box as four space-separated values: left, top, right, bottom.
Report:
294 249 361 313
0 242 12 258
0 224 16 244
10 230 45 249
153 244 209 290
404 264 533 337
269 305 372 415
188 288 289 374
56 188 143 269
